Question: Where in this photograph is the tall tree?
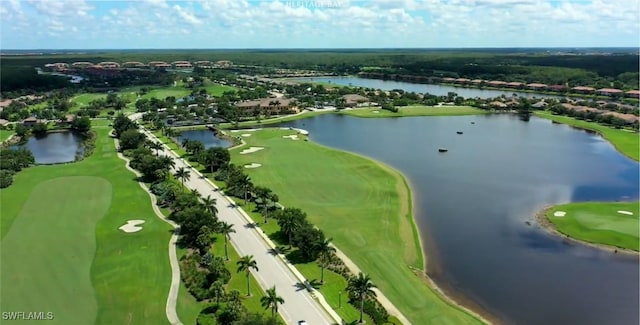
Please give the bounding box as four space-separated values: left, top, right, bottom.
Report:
318 238 336 284
348 272 377 324
202 195 218 217
174 167 190 189
260 286 284 320
218 221 235 261
236 255 259 296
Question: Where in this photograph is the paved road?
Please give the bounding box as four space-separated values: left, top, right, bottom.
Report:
131 120 335 325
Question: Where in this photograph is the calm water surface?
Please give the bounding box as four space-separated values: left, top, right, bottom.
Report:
176 129 231 149
15 131 84 164
278 114 639 325
294 76 565 100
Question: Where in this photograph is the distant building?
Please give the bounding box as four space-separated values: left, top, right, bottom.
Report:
235 97 298 114
526 83 548 90
625 90 640 98
341 94 370 107
506 82 523 89
487 80 507 87
96 62 121 69
571 86 596 94
22 116 39 127
596 88 623 96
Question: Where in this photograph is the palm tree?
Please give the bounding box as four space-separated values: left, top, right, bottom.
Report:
317 238 336 284
235 174 253 205
348 272 377 323
209 280 225 304
202 195 218 217
237 255 259 296
149 141 164 156
279 213 301 247
174 167 190 189
254 186 272 223
260 286 284 320
218 221 235 261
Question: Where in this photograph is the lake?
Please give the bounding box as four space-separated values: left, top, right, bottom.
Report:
277 113 639 325
292 76 564 100
15 131 84 164
176 129 231 149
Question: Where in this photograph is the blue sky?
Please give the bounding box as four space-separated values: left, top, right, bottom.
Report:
1 0 638 49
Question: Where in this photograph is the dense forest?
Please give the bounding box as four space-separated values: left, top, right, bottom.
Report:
1 49 639 90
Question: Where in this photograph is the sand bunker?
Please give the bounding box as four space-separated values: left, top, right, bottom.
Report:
240 146 264 154
298 129 309 135
119 220 146 233
372 110 380 113
553 211 567 217
244 163 262 169
283 134 299 140
241 134 252 137
617 210 634 215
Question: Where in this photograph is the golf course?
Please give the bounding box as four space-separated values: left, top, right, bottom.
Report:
228 128 484 324
0 120 200 324
543 202 639 251
340 105 486 118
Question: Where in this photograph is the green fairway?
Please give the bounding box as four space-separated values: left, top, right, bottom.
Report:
341 105 487 118
218 110 332 128
142 87 191 100
545 202 639 251
0 129 15 142
0 123 199 324
229 129 483 324
0 177 111 324
72 93 107 106
535 111 639 161
204 83 237 97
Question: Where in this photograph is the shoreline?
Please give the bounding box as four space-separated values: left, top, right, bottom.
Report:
534 206 639 256
243 127 495 325
533 112 639 162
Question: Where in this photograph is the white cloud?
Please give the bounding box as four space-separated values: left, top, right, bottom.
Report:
0 0 638 48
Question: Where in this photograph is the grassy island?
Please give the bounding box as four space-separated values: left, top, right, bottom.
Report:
340 105 486 118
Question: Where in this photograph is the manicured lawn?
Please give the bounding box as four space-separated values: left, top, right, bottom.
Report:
142 87 191 100
204 83 237 97
228 129 483 324
341 105 487 118
72 93 107 106
217 110 332 129
545 202 639 251
534 111 639 161
0 123 199 324
0 129 15 142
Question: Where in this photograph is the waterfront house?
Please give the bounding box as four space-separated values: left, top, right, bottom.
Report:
506 82 524 89
342 94 370 108
548 85 567 92
570 86 596 94
235 97 298 114
526 83 548 90
22 116 38 127
596 88 624 97
625 90 640 98
487 80 507 87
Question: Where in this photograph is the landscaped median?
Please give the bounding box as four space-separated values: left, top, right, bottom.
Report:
538 202 639 252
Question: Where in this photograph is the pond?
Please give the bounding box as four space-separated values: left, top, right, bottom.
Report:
277 114 639 325
175 129 231 149
292 76 565 100
15 131 84 164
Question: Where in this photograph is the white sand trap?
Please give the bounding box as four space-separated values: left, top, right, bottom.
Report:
244 163 262 169
282 134 299 140
119 220 146 233
553 211 567 217
372 110 380 113
241 133 252 137
240 146 264 154
231 129 257 133
298 129 309 135
617 210 634 215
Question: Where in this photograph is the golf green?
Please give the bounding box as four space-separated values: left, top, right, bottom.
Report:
545 202 639 251
0 123 199 324
230 129 483 324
